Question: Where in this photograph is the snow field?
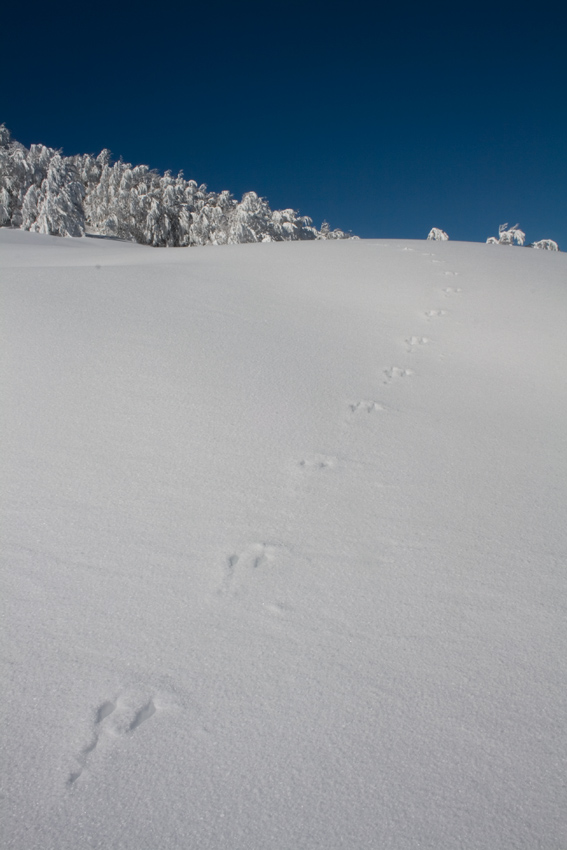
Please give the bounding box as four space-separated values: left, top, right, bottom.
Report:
1 230 566 849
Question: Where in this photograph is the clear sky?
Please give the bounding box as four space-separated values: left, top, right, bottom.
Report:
3 0 565 245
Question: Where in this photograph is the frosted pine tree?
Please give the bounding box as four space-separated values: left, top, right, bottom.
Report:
20 184 42 229
31 155 85 237
270 209 317 241
0 185 10 226
427 227 449 241
0 125 41 227
487 223 525 246
317 220 350 240
228 192 270 243
530 239 559 251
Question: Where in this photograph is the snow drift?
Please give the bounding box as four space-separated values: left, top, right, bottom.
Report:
1 230 566 850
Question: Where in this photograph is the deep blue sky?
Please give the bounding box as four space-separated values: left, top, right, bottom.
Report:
3 0 566 244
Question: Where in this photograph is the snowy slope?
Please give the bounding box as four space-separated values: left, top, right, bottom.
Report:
1 230 566 850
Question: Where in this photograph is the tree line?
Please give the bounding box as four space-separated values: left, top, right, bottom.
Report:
0 126 352 246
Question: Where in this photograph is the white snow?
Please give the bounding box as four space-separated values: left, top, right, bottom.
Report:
1 229 566 849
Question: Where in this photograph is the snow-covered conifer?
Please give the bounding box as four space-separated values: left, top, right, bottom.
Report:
0 127 34 227
316 219 351 240
0 186 10 225
31 154 85 237
427 227 449 241
0 124 11 148
530 239 559 251
21 184 42 229
489 223 525 246
228 192 269 244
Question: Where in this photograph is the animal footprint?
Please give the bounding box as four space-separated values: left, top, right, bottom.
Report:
405 336 429 352
442 287 461 296
129 700 156 731
95 701 116 723
348 400 385 415
383 367 414 384
264 600 293 618
425 309 448 319
68 695 158 786
298 454 337 470
443 271 459 276
220 543 277 597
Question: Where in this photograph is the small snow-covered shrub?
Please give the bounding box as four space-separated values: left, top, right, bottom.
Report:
427 227 449 241
486 223 525 246
487 224 560 250
530 239 559 251
317 220 353 240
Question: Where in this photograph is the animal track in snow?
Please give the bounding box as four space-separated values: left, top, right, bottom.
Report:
442 287 462 296
68 695 159 786
129 700 157 731
348 400 385 415
405 336 429 352
219 543 277 597
383 367 414 384
95 701 116 723
264 600 294 618
443 270 459 276
425 309 448 319
298 454 337 470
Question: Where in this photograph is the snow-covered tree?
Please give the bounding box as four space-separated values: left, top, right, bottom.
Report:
30 154 85 237
487 223 525 246
427 227 449 241
317 219 352 240
0 186 10 226
0 128 84 235
20 184 42 230
530 239 559 251
0 126 43 228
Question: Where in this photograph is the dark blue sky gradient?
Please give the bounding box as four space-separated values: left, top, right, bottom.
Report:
3 0 566 244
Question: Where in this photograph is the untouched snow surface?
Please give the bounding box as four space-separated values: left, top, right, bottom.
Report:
2 230 566 850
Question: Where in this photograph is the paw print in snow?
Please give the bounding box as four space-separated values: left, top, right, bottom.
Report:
219 543 279 598
383 366 414 384
68 693 162 786
405 336 429 353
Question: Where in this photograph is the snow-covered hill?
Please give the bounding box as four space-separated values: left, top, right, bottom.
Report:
2 230 566 850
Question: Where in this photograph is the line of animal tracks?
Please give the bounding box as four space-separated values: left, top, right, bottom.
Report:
214 248 463 610
67 248 463 792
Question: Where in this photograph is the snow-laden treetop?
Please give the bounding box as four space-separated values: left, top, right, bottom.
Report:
0 125 354 246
